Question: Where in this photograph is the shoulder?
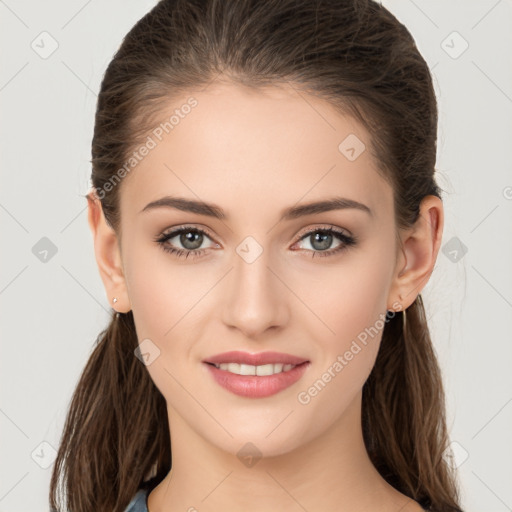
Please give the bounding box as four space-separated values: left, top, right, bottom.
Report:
123 488 149 512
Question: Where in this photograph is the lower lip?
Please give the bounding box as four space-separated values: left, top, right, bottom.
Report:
203 362 310 398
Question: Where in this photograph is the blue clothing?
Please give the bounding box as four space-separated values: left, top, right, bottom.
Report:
124 488 149 512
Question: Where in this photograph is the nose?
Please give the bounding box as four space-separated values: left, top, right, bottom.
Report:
221 246 289 339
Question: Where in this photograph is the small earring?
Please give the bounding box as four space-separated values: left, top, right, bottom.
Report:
112 297 118 304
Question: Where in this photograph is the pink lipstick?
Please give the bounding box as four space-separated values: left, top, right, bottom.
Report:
203 351 310 398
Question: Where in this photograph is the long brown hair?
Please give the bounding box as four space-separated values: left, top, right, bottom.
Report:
50 1 463 510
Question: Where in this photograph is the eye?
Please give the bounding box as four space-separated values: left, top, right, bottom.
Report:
154 226 218 259
154 225 357 260
292 226 357 258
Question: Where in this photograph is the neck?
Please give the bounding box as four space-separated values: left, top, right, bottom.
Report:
147 391 420 512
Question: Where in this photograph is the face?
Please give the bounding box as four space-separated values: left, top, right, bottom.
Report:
117 82 401 457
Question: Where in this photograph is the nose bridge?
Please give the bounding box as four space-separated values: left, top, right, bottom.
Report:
221 239 288 336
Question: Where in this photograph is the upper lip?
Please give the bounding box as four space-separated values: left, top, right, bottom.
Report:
204 351 309 366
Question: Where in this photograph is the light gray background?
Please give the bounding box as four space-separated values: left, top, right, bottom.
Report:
1 1 511 511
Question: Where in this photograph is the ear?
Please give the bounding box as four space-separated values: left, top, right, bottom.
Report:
387 195 444 311
86 190 131 313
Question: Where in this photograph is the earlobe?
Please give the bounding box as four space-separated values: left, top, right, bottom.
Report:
86 190 131 313
388 195 444 311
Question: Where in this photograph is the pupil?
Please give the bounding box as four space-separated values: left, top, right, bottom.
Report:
177 231 333 252
181 231 203 250
312 232 332 251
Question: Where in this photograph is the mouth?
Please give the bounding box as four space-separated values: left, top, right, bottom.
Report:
204 361 306 376
202 351 310 398
203 350 309 367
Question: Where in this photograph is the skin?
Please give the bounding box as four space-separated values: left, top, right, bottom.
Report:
87 81 443 512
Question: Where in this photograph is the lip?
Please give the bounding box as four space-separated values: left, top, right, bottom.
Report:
202 351 311 398
203 350 309 366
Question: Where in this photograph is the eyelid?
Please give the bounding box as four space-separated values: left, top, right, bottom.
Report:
160 224 219 243
295 224 352 239
159 223 351 247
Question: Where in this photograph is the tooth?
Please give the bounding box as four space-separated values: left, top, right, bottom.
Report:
229 363 243 374
256 364 274 376
221 363 239 373
239 364 256 376
213 362 297 375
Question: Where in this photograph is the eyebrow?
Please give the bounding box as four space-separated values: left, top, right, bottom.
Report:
140 195 373 220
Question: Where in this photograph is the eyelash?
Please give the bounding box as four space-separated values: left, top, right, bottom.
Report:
154 225 357 260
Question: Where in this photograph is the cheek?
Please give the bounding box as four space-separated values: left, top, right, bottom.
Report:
123 254 192 400
299 247 393 347
295 274 388 427
125 267 171 339
296 240 394 393
123 245 217 386
123 242 211 339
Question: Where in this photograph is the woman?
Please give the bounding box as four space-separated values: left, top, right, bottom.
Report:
49 0 464 511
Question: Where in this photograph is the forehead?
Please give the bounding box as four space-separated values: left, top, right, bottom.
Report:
120 82 393 222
